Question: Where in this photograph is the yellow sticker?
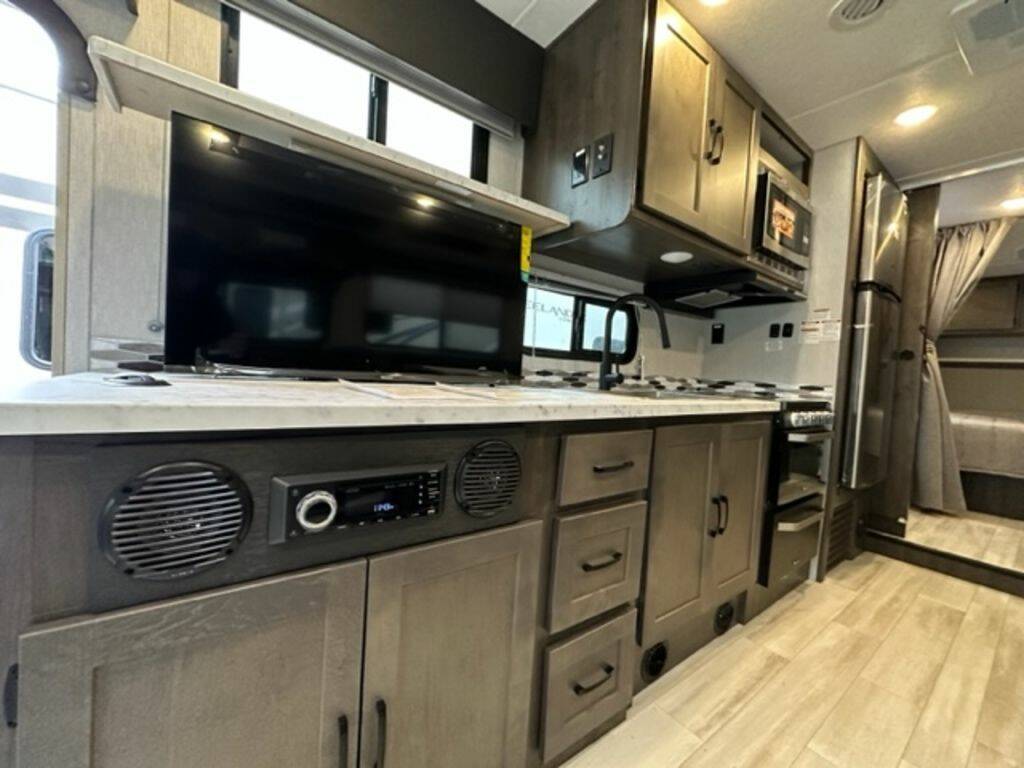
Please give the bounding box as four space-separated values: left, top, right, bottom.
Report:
520 226 533 276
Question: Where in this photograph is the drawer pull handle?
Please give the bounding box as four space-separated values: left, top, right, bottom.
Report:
593 460 635 474
572 663 616 696
581 551 624 572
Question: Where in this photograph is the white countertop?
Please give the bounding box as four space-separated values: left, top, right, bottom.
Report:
0 374 779 437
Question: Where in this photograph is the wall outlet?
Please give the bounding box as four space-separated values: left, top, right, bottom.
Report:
593 133 613 178
711 323 725 344
769 323 781 338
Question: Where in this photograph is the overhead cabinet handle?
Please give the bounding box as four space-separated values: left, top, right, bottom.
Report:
705 120 725 165
592 459 635 474
338 715 349 768
709 497 722 538
572 662 616 696
581 551 624 572
374 699 387 768
718 494 730 534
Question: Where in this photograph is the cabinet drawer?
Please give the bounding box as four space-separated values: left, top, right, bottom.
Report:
549 501 646 633
769 503 823 589
542 609 637 762
558 430 653 507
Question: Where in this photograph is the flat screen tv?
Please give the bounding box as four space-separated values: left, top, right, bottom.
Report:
165 114 526 379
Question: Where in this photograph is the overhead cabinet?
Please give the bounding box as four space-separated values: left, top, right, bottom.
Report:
524 0 802 300
641 0 759 256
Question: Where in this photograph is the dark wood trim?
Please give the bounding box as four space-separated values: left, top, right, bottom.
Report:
881 185 940 534
219 4 241 88
470 125 490 183
368 74 389 144
285 0 542 128
862 528 1024 599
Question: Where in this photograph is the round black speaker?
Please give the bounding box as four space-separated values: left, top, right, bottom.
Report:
99 462 252 580
455 440 522 518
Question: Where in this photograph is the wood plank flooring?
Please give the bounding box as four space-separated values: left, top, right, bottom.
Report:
565 553 1024 768
905 508 1024 573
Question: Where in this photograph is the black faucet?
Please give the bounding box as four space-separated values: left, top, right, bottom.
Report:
599 294 671 390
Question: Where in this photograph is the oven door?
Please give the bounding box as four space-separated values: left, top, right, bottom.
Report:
756 173 812 270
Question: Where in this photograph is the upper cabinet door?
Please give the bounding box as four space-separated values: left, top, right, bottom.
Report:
702 64 760 255
640 0 717 231
360 521 542 768
17 561 367 768
705 421 770 606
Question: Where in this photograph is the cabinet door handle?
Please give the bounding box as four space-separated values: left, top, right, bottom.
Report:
581 551 624 572
592 459 634 474
374 699 387 768
705 121 725 165
709 497 721 538
338 715 349 768
572 662 615 696
718 494 730 534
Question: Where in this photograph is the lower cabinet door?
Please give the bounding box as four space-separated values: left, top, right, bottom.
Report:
641 423 718 645
705 420 771 605
16 561 367 768
360 521 543 768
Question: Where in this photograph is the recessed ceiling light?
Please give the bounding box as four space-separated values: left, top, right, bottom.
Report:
660 251 694 264
1002 197 1024 212
415 195 438 209
894 105 937 127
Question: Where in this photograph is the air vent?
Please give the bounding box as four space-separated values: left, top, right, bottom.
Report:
100 462 252 580
456 440 522 518
951 0 1024 75
829 0 893 28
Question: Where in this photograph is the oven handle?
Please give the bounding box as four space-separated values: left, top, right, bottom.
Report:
787 431 833 444
777 510 823 534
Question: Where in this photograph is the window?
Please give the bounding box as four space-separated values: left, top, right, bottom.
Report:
523 285 637 363
1 0 56 384
223 7 487 181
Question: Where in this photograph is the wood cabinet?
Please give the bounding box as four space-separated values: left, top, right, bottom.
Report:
360 520 542 768
16 561 367 768
15 521 543 768
639 1 760 256
640 420 770 646
523 0 787 285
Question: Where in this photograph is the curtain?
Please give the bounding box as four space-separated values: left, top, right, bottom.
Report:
913 218 1015 512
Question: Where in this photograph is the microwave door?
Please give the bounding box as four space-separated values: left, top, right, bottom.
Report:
842 287 900 489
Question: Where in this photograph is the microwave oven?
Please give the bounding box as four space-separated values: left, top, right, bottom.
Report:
754 171 812 270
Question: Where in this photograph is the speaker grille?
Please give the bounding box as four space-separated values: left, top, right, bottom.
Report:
456 440 522 518
100 462 252 580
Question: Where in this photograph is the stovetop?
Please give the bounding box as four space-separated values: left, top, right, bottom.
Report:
521 370 833 410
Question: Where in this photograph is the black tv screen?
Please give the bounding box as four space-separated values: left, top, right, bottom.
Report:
165 114 526 378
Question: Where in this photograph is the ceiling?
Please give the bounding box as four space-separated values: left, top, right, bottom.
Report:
478 0 1024 189
981 220 1024 278
939 163 1024 227
474 0 598 48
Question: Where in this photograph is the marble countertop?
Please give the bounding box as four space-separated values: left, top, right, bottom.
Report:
0 373 779 437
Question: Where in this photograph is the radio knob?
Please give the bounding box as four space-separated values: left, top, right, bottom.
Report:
295 490 338 533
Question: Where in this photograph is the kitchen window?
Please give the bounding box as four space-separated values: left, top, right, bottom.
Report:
1 0 56 384
222 6 488 181
523 285 637 364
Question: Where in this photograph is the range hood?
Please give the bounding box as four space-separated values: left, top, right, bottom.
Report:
534 208 804 317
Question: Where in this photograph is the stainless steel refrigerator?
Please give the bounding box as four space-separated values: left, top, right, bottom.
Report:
842 173 909 489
